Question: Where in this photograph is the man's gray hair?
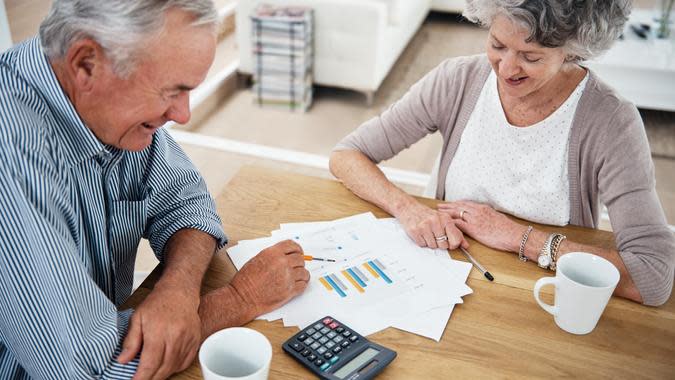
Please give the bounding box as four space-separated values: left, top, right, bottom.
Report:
463 0 632 61
39 0 218 76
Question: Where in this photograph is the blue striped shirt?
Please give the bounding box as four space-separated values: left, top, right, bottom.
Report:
0 37 227 379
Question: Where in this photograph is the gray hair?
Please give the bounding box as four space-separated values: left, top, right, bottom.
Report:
463 0 632 61
39 0 218 77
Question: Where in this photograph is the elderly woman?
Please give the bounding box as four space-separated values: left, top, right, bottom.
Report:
329 0 675 306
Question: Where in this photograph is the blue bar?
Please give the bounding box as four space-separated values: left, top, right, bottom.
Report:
368 261 392 284
347 268 367 287
324 276 346 297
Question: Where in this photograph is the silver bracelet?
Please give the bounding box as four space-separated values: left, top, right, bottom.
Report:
518 226 533 262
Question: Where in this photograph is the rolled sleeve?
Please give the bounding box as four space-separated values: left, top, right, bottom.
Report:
143 130 227 260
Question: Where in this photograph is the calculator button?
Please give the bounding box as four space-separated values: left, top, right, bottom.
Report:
349 335 358 342
322 318 333 325
298 334 308 341
323 352 333 360
313 323 323 330
307 354 317 361
306 328 316 335
335 327 345 333
330 356 340 364
333 336 344 343
314 359 325 366
312 332 322 340
291 343 303 352
320 327 330 334
332 346 342 354
340 341 350 348
303 338 314 345
342 331 351 337
325 341 335 349
310 342 321 350
317 347 327 355
320 362 330 371
326 332 337 339
301 349 311 357
329 322 339 329
318 337 329 344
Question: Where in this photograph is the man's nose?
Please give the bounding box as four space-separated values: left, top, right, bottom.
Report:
166 92 191 125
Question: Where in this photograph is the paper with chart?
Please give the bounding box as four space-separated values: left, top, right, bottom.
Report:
226 212 473 340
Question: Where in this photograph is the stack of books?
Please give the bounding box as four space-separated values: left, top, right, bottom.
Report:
251 5 313 112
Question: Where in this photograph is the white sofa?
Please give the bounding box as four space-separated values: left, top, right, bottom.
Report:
431 0 465 13
237 0 431 103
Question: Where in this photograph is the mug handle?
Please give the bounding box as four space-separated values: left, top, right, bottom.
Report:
533 277 558 316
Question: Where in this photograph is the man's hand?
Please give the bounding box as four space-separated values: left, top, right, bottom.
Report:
230 240 310 317
117 229 217 380
398 201 468 250
118 285 201 380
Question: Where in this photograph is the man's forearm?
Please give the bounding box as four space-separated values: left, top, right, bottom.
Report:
156 229 217 295
198 285 257 340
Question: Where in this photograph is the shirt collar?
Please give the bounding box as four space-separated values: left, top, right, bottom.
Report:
16 37 107 167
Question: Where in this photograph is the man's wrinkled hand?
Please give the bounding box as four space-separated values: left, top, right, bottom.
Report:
118 285 201 380
230 240 310 317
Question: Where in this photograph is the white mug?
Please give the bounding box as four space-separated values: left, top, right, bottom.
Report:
199 327 272 380
533 252 620 335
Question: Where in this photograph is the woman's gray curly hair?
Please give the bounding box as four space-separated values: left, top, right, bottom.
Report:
39 0 218 77
463 0 632 61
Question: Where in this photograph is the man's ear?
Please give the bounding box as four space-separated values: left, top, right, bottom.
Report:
64 38 108 92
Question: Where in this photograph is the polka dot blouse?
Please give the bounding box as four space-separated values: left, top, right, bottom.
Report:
444 70 589 226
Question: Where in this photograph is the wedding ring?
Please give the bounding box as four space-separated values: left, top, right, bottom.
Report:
435 235 448 242
460 210 467 221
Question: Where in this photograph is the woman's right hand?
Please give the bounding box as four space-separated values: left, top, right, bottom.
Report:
397 201 468 250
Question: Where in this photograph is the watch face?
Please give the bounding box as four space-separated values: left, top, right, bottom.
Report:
538 254 551 267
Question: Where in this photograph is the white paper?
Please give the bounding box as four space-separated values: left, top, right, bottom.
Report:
224 213 474 339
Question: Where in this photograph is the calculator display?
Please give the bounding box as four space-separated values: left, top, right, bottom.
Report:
333 347 380 379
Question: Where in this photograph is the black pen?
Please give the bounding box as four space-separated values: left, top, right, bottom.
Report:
459 247 494 281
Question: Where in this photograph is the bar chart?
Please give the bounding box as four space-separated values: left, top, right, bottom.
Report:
319 259 392 298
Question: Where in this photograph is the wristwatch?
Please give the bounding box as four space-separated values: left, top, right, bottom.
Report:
537 234 555 269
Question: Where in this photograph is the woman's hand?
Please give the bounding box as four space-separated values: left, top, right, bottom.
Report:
397 200 468 250
437 200 526 253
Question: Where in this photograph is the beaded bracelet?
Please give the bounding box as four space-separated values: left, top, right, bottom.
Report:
518 226 534 262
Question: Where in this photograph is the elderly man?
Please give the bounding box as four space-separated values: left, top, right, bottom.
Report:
0 1 310 379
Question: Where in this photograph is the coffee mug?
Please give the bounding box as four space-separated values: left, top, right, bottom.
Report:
533 252 620 335
199 327 272 380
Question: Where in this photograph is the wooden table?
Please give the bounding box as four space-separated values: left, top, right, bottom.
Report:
125 165 675 379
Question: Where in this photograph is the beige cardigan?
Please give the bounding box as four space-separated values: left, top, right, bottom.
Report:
335 54 675 306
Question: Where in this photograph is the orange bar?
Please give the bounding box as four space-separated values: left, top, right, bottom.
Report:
319 277 333 291
363 263 380 278
341 270 365 293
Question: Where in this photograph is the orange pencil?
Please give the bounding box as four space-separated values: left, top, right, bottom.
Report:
303 255 336 262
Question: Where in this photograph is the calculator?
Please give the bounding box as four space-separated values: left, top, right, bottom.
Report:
282 316 396 380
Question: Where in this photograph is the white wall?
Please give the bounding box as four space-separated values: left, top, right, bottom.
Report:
0 0 13 53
